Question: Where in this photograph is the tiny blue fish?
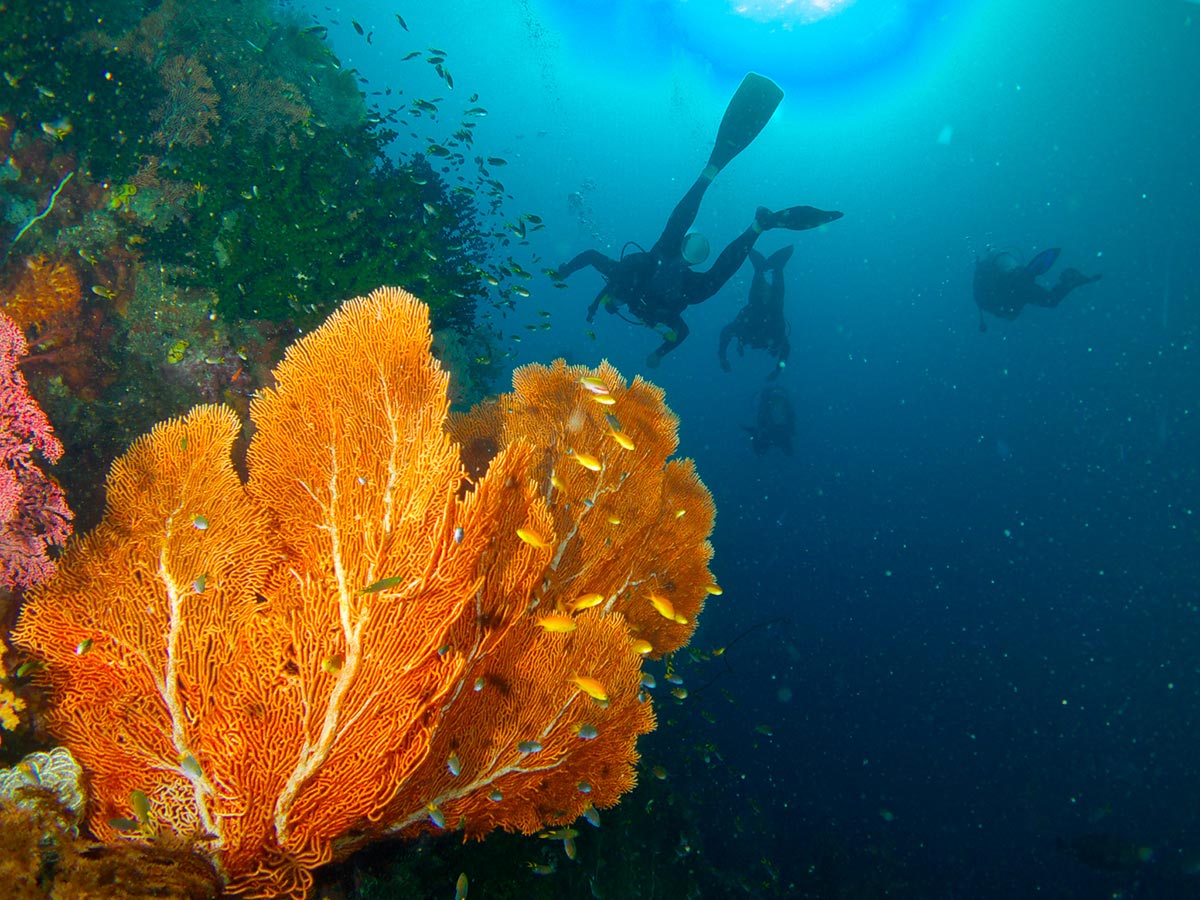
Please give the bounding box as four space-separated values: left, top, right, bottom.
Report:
447 752 461 776
427 803 445 828
577 780 592 794
576 724 599 740
453 526 464 543
582 805 601 827
517 740 542 754
488 789 503 802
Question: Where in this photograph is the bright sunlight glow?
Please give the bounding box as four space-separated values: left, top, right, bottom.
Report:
729 0 856 26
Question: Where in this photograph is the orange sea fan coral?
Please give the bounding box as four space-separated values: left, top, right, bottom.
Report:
1 254 81 336
12 287 714 899
447 358 717 658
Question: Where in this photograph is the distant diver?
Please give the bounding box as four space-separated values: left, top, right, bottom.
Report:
745 385 795 455
556 73 842 368
1056 832 1155 872
974 247 1101 332
719 244 793 379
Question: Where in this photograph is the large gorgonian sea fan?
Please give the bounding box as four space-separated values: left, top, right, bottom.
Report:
13 286 718 899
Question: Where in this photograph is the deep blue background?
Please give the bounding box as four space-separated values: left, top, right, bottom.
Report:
313 0 1200 893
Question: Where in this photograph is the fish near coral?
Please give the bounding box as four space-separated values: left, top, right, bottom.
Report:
13 287 717 899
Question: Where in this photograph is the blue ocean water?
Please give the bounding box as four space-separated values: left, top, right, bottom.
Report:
318 0 1198 894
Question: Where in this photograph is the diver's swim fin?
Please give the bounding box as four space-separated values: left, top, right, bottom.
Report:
1025 247 1061 276
764 245 794 270
708 73 784 173
757 206 843 231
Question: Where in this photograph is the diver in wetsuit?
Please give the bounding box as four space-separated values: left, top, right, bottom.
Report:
719 244 793 379
744 385 795 455
556 73 842 368
974 247 1102 332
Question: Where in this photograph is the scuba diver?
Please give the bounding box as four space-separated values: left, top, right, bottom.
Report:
556 73 843 368
718 244 793 379
744 385 795 455
974 247 1102 332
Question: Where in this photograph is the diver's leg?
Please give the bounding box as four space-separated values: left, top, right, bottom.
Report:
1047 269 1103 305
557 249 618 280
1026 284 1061 308
690 224 760 302
646 314 690 368
718 323 735 372
650 175 713 259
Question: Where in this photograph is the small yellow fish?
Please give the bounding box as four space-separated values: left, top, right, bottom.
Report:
322 653 344 674
579 375 609 394
570 675 608 702
516 528 551 550
41 117 72 139
589 393 617 406
608 430 635 450
455 873 468 900
130 789 151 823
550 474 565 491
535 614 576 633
166 339 189 364
648 593 675 620
91 284 117 299
568 592 604 612
606 516 621 525
539 827 578 840
180 754 203 779
571 451 602 472
705 583 724 595
358 575 404 593
629 638 653 655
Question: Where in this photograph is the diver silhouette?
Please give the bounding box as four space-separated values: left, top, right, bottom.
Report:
744 385 795 455
555 73 842 368
974 247 1102 332
719 245 793 379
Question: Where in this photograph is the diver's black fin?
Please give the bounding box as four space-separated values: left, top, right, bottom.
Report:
708 73 784 173
748 249 767 272
764 245 794 270
757 206 843 231
1025 247 1061 276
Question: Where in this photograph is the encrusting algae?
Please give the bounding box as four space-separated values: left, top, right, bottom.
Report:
12 286 718 899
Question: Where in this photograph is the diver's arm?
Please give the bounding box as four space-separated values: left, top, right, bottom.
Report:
646 314 690 368
558 249 618 280
586 286 614 323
